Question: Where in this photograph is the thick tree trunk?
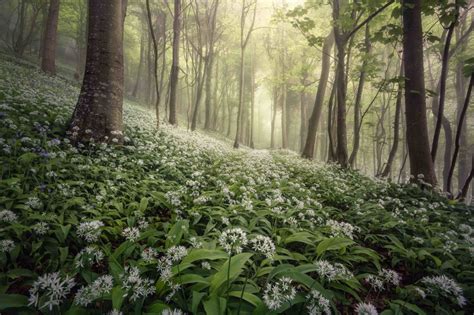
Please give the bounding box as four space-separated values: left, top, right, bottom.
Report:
301 31 334 159
402 0 437 186
169 0 182 125
349 25 371 167
69 0 124 144
41 0 60 75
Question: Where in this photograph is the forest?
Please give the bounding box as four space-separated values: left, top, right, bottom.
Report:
0 0 473 314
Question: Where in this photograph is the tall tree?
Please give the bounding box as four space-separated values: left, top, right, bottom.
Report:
41 0 60 75
233 0 257 149
301 32 334 159
68 0 124 144
169 0 182 125
402 0 437 185
146 0 161 126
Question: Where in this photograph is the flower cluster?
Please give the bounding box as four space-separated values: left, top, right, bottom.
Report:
365 269 401 291
219 228 248 254
0 209 17 223
306 290 331 315
355 302 378 315
314 260 353 281
77 220 104 242
263 277 296 310
75 246 104 269
250 235 276 259
0 239 15 253
28 272 76 311
120 266 155 302
74 275 113 306
122 227 141 242
420 275 466 307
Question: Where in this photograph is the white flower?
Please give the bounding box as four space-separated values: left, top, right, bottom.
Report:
26 196 42 209
74 275 113 306
120 266 155 302
0 210 17 223
33 222 49 235
326 220 356 239
162 308 185 315
421 275 466 307
250 235 276 259
28 272 75 311
75 246 104 269
263 277 297 310
166 246 188 263
0 239 15 252
141 247 159 263
122 227 140 242
201 261 211 270
355 302 378 315
306 290 331 315
189 236 202 248
108 310 123 315
314 260 353 281
219 228 248 254
77 221 104 242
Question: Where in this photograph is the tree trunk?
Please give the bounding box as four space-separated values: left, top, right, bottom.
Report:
281 83 288 149
132 33 145 98
146 0 161 126
349 25 371 166
301 31 334 159
68 0 124 144
270 87 277 148
381 64 404 178
169 0 181 125
41 0 60 75
402 0 437 186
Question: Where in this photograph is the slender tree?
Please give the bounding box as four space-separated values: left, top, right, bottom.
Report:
146 0 161 126
169 0 182 125
68 0 125 144
402 0 437 185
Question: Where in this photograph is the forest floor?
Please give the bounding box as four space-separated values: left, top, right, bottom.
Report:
0 57 473 314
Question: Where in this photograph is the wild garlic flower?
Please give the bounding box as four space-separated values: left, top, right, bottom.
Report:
122 227 141 242
162 309 185 315
32 222 49 235
74 275 113 306
314 260 353 281
219 228 248 254
366 269 401 291
0 209 17 223
120 266 155 302
355 302 378 315
263 277 297 310
77 220 104 242
167 246 188 263
108 310 123 315
141 247 159 263
306 290 331 315
0 239 15 253
189 236 202 248
250 235 276 259
75 246 104 269
28 272 76 311
421 275 466 307
326 220 356 239
201 261 211 270
26 196 42 209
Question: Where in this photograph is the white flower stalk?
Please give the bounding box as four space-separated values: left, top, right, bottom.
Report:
314 260 353 281
0 209 17 223
122 227 140 242
162 309 185 315
28 272 76 311
250 235 276 259
0 239 15 253
75 246 104 269
421 275 466 307
77 220 104 242
355 302 378 315
306 290 331 315
263 277 297 310
120 266 155 302
74 275 113 306
219 228 248 254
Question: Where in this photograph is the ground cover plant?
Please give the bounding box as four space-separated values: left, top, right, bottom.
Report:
0 58 473 314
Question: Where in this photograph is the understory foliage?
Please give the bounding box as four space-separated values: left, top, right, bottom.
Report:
0 58 473 314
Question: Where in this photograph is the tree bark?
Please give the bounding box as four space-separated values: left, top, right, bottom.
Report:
132 33 145 98
146 0 161 127
301 31 334 159
68 0 124 144
169 0 182 125
41 0 60 75
402 0 437 185
349 25 371 167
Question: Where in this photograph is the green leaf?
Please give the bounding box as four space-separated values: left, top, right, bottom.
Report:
180 249 227 266
228 291 264 307
165 220 189 248
392 300 427 315
139 197 149 212
112 286 124 310
316 237 355 256
0 294 28 310
210 253 253 293
203 295 227 315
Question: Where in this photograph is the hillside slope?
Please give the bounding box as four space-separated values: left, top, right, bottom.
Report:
0 58 473 314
